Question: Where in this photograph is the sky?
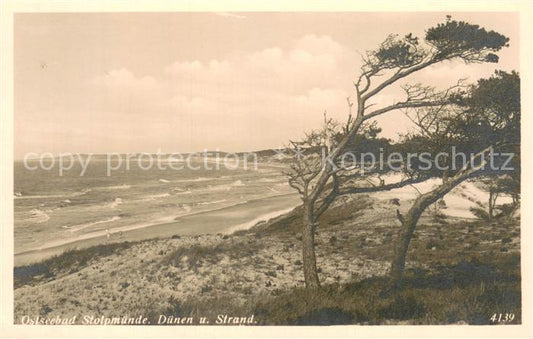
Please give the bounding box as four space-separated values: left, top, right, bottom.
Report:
14 12 520 158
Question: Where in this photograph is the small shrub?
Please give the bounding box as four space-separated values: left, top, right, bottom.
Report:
470 207 490 221
425 240 440 250
39 305 53 316
266 270 277 278
201 285 213 293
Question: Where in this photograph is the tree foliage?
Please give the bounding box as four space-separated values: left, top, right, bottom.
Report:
286 16 511 289
426 16 509 63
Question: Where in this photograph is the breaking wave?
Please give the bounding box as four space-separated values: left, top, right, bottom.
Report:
198 199 227 206
146 193 171 200
27 209 50 223
62 216 121 232
107 198 123 209
100 184 131 190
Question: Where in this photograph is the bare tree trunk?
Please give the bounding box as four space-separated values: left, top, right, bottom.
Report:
389 155 489 289
302 202 320 289
488 190 498 221
390 202 425 290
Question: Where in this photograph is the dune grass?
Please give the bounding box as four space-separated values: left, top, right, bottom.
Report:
162 239 263 272
153 253 520 325
14 241 137 288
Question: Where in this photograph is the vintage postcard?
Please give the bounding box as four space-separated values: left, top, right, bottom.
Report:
1 1 532 338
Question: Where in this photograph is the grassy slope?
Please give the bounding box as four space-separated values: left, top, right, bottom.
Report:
14 194 521 325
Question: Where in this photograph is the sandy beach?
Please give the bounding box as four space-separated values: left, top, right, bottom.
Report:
14 193 300 266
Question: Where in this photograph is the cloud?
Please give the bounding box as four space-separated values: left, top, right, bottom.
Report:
84 35 356 151
293 88 349 117
215 12 247 19
86 32 500 151
92 68 157 91
294 34 344 58
165 59 231 80
164 35 349 98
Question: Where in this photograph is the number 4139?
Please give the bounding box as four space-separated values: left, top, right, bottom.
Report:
490 313 515 323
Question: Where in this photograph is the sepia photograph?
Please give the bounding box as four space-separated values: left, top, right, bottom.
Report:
1 1 532 338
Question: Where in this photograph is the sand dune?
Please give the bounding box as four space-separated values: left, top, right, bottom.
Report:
371 176 513 219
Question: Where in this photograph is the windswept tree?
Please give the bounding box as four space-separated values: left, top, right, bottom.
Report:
475 174 520 221
389 70 520 289
286 16 509 289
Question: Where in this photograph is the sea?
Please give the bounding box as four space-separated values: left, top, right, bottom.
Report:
14 156 300 265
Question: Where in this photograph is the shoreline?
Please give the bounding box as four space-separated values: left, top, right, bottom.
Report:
14 193 301 266
222 207 296 234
